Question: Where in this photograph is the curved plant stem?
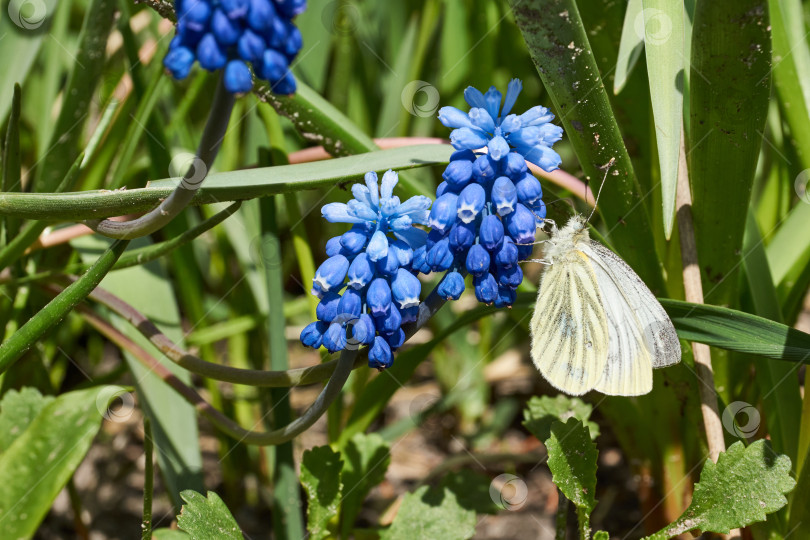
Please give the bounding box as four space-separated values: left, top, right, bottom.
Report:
80 304 356 445
0 239 129 373
86 75 234 239
47 282 364 385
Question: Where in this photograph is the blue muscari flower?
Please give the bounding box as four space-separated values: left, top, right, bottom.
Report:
420 78 562 307
301 170 431 370
438 78 563 172
437 271 465 300
164 0 306 94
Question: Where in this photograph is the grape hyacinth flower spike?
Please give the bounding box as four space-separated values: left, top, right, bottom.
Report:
421 78 564 307
301 171 432 370
163 0 307 94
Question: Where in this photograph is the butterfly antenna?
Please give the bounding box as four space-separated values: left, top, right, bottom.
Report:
585 157 615 224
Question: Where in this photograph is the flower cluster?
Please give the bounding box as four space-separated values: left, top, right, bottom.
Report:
413 79 563 307
163 0 306 94
300 171 431 369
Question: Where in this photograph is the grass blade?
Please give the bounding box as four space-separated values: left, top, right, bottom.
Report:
687 0 771 307
613 0 645 95
510 0 665 293
641 0 685 239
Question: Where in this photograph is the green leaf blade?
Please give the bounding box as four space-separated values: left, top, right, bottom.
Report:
523 395 600 442
0 386 116 538
301 445 343 540
176 490 243 540
381 484 476 540
664 440 795 535
641 0 685 238
545 418 598 515
341 433 391 537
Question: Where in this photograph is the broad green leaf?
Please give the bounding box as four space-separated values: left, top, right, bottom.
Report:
688 0 771 307
523 395 600 441
0 0 59 123
0 144 453 221
613 0 644 95
641 0 685 238
341 433 391 537
0 386 116 538
0 387 53 452
509 0 665 293
649 440 795 537
176 490 243 540
660 298 810 362
593 531 609 540
545 418 598 530
381 484 476 540
73 236 204 508
301 445 343 540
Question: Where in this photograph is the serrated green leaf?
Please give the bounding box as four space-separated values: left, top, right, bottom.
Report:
341 433 391 537
545 418 598 516
176 490 243 540
523 395 600 442
0 386 115 538
0 387 54 452
654 440 795 537
381 484 476 540
301 445 343 540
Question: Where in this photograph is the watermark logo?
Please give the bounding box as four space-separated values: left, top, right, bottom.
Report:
489 473 528 511
96 386 136 423
634 8 673 46
321 0 360 36
722 401 761 438
401 81 440 118
795 169 810 204
8 0 47 30
169 152 208 191
250 236 282 269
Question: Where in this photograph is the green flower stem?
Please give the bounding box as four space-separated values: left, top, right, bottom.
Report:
0 152 84 271
0 144 452 221
555 489 568 540
141 417 154 540
2 202 242 287
79 304 357 446
85 75 234 239
0 239 129 373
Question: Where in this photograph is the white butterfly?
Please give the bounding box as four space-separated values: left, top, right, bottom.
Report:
530 214 681 396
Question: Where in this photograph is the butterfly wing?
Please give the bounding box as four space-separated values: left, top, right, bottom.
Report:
530 250 609 395
586 241 681 369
